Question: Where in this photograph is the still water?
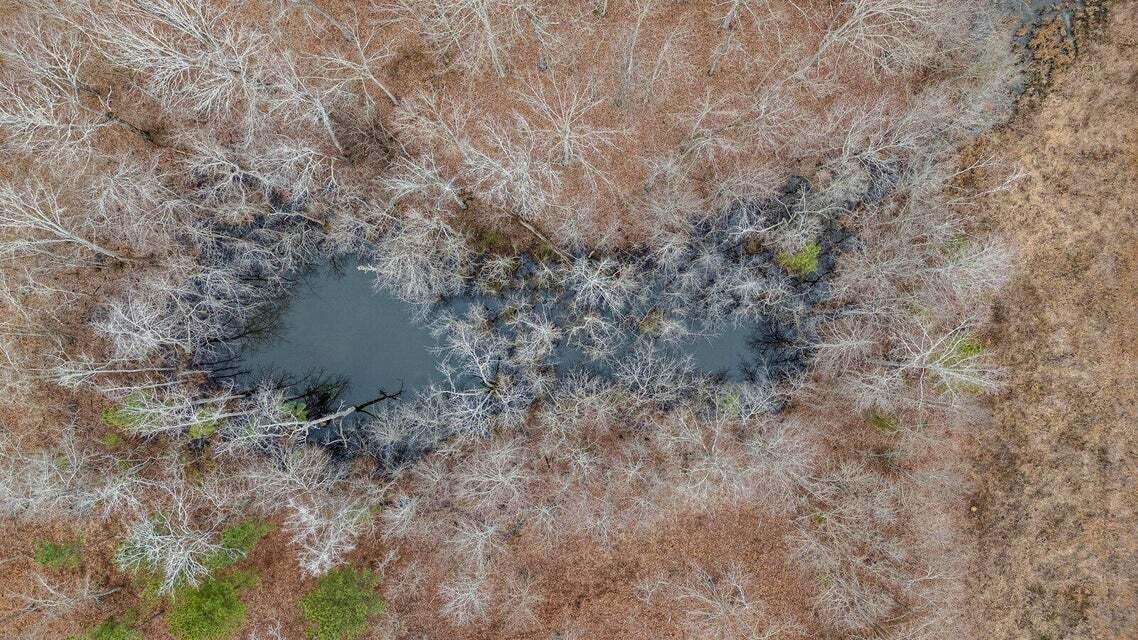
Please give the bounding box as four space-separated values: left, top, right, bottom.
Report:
239 258 762 405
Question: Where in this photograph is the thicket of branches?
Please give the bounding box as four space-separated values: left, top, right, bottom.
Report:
0 0 1024 637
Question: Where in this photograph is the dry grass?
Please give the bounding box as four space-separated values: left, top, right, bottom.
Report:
965 2 1138 637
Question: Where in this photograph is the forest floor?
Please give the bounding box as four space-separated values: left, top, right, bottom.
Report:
1 2 1135 639
966 1 1138 638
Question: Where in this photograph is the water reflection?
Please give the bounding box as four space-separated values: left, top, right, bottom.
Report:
239 257 774 405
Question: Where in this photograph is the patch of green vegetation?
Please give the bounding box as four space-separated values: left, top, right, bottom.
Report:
469 226 512 255
530 241 555 263
301 567 385 640
865 411 900 434
943 234 970 257
101 432 125 449
166 571 255 640
207 519 273 568
136 573 165 614
716 387 741 417
775 241 821 276
34 539 82 570
70 617 142 640
100 393 146 432
220 519 272 557
935 337 989 395
944 337 984 365
281 400 308 422
637 309 664 335
188 409 222 440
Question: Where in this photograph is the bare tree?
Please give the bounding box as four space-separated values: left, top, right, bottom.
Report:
520 76 622 174
0 427 138 519
715 0 767 31
89 0 265 115
454 438 528 516
2 572 116 633
392 90 474 157
671 562 800 640
499 571 542 631
0 179 127 264
362 211 472 304
800 0 940 77
393 0 537 77
285 495 374 576
438 568 490 625
894 320 1000 406
613 1 689 106
310 13 399 107
744 417 816 512
383 154 467 212
0 78 99 157
87 159 176 253
113 491 227 594
566 256 638 314
460 116 560 220
790 463 903 631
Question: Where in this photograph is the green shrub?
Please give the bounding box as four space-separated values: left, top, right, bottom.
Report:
207 519 273 568
945 337 984 365
938 337 988 394
166 571 255 640
101 432 125 449
34 540 82 569
716 386 742 417
281 400 308 422
221 519 272 556
71 617 142 640
135 573 164 614
187 409 221 440
775 241 821 275
865 411 900 434
100 393 146 432
301 567 384 640
637 309 664 334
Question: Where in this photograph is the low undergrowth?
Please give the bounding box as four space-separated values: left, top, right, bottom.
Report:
71 617 142 640
0 0 1040 637
166 570 255 640
33 539 83 570
300 567 384 640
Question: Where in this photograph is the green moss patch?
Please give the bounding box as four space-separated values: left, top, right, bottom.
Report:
301 567 385 640
865 411 900 434
34 539 82 570
101 432 126 449
281 400 308 422
100 393 146 432
207 519 273 568
166 571 255 640
187 407 223 440
71 617 142 640
944 337 984 365
716 387 742 417
775 241 821 275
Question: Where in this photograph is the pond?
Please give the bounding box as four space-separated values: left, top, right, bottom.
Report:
238 257 769 405
238 258 439 405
